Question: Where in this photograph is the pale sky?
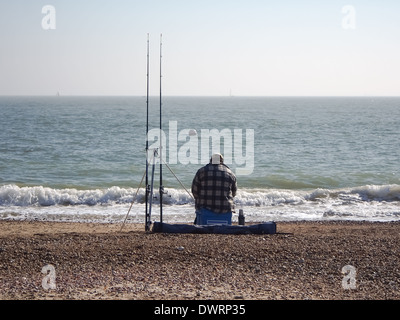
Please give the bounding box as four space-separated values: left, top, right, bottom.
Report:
1 0 399 96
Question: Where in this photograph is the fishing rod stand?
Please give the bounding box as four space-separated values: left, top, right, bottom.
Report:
145 147 159 231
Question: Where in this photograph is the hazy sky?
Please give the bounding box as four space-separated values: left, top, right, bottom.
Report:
1 0 399 96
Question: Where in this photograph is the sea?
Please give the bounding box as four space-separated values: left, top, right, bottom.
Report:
1 96 400 224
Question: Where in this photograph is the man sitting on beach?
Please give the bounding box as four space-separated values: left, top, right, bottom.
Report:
191 153 237 225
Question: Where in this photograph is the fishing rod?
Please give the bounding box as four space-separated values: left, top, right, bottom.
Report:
159 34 164 224
145 33 151 232
123 34 192 232
145 34 164 231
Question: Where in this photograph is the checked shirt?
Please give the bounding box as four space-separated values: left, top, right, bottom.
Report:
191 163 237 214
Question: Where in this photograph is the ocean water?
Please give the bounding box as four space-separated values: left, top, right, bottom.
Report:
1 96 400 223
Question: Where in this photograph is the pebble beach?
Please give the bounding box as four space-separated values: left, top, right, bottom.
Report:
0 220 399 300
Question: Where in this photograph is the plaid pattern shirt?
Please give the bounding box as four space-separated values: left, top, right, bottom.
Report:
191 164 237 214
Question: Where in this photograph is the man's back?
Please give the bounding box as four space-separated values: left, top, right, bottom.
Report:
192 163 237 214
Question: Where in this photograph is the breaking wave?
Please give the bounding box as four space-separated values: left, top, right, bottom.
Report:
1 184 400 208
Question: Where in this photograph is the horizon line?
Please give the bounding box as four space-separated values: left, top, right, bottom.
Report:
1 94 400 98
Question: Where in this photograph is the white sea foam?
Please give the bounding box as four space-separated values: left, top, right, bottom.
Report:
0 185 138 207
1 184 400 223
2 184 399 207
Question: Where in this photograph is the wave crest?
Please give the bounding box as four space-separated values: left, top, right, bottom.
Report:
1 184 400 208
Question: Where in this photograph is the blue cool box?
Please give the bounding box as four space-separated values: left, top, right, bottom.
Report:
195 208 233 226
